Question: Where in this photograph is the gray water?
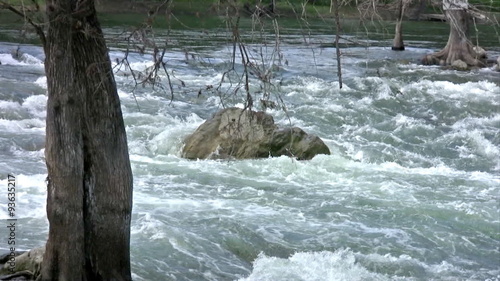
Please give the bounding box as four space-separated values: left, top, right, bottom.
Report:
0 19 499 281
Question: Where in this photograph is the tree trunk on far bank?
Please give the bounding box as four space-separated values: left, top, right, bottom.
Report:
421 0 486 67
392 0 405 51
40 0 133 280
392 20 404 50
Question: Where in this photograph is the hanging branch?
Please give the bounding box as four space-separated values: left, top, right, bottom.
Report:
231 16 253 110
214 12 245 109
0 0 46 47
332 0 343 89
109 0 185 106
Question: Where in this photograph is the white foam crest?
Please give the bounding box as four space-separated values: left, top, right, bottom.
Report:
129 154 169 165
323 102 346 112
0 53 22 65
373 161 500 186
131 212 166 240
0 53 43 66
344 221 411 244
465 129 499 158
0 100 22 112
0 95 46 126
470 172 500 187
34 76 47 89
174 72 224 87
206 95 225 107
440 127 499 160
282 76 349 97
437 200 481 215
125 61 155 72
426 261 468 277
352 76 395 99
117 89 131 99
377 162 457 176
0 174 46 220
239 249 389 281
361 252 466 278
361 251 427 270
120 90 166 103
240 203 282 217
148 127 191 156
303 78 331 93
127 112 203 156
22 94 47 119
392 114 433 130
273 115 309 129
19 53 43 65
451 114 500 131
0 118 45 133
409 80 499 101
12 147 45 159
399 63 436 70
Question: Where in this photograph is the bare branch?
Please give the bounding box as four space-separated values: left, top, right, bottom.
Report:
0 0 46 46
332 0 343 89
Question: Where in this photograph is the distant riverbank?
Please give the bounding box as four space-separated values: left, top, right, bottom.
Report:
1 0 498 46
0 0 377 23
2 0 499 27
96 0 355 17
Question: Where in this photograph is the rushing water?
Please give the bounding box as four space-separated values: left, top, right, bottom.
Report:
0 16 499 281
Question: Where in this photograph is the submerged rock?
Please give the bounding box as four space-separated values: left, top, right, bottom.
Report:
451 59 468 71
182 108 330 160
473 46 486 59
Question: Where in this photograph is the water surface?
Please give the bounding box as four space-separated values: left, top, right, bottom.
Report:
0 16 499 281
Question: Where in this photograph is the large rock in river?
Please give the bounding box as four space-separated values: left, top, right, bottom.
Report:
182 108 330 160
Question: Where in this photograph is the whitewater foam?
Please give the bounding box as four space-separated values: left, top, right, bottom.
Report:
0 53 43 66
240 249 389 281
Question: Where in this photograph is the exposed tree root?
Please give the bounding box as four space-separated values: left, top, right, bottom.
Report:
421 7 488 69
421 41 486 67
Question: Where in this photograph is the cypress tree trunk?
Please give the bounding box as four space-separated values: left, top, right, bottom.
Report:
392 0 405 51
41 0 133 280
421 0 486 67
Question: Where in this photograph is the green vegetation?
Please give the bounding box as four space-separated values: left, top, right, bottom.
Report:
1 0 498 24
469 0 500 11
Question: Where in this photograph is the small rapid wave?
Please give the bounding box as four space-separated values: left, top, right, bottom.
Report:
240 250 390 281
0 52 43 66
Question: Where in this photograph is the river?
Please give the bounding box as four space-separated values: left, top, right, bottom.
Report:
0 15 499 281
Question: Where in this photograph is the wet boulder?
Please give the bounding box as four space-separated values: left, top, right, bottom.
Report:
182 108 330 160
451 59 468 71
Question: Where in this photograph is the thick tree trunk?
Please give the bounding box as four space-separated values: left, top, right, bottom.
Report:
421 0 486 67
41 0 133 280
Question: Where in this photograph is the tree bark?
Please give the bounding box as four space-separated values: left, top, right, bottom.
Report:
392 0 405 51
41 0 133 280
421 0 486 67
